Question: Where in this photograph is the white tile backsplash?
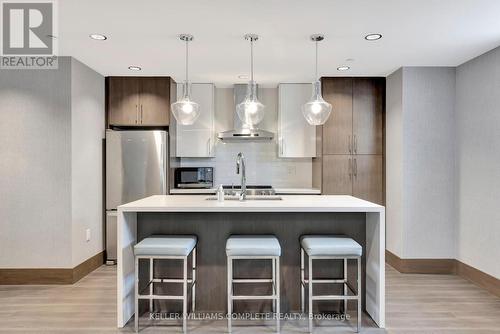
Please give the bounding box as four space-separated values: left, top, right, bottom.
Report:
180 141 312 187
178 87 312 188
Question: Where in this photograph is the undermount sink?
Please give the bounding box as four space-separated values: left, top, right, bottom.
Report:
206 195 282 201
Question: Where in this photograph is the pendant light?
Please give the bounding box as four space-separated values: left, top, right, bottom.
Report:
302 34 332 125
236 34 265 127
171 34 200 125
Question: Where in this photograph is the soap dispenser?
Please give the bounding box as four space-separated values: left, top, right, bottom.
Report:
217 184 224 202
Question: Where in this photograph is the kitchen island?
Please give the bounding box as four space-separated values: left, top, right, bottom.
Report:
117 195 385 328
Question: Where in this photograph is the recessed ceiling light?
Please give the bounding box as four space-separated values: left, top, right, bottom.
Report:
128 66 142 71
337 66 350 71
89 34 107 41
238 75 249 79
365 33 382 41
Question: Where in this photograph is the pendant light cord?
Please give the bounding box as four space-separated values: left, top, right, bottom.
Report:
250 38 254 83
315 40 318 81
185 39 189 85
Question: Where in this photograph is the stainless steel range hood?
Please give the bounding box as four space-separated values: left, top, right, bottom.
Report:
217 84 274 141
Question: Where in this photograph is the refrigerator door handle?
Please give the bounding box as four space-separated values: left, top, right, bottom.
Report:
162 139 166 195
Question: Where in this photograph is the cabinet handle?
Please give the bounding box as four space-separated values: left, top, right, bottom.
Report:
279 138 283 156
140 105 143 124
348 158 352 180
207 138 211 156
135 105 138 124
354 158 357 178
353 135 357 154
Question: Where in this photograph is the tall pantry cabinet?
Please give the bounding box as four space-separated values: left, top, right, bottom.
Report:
314 77 385 205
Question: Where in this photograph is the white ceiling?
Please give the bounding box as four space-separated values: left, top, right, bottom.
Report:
59 0 500 86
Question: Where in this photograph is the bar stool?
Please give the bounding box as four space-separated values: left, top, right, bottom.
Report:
134 235 197 333
300 235 362 333
226 235 281 333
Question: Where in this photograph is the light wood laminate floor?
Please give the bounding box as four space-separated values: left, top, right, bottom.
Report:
0 265 498 333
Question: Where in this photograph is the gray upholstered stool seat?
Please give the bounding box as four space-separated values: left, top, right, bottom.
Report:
300 235 362 333
134 235 197 256
300 235 362 257
226 235 281 333
133 235 197 333
226 235 281 256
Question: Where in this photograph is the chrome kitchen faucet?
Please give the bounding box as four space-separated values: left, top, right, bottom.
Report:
236 152 246 201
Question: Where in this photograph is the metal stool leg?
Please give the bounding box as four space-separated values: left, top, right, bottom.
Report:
357 257 361 333
227 256 233 333
276 256 280 333
183 257 188 334
192 247 196 313
149 258 153 312
343 258 347 314
135 257 139 332
308 256 313 333
301 247 305 314
272 257 276 313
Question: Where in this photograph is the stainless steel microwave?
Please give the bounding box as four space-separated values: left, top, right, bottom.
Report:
174 167 214 189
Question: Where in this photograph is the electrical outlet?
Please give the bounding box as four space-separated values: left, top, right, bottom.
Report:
86 228 91 242
287 166 296 175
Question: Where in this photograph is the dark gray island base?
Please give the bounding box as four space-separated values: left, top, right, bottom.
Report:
117 195 385 328
137 212 366 314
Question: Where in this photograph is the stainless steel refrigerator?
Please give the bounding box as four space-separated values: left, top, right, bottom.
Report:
105 130 168 263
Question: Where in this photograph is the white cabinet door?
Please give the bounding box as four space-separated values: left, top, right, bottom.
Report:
278 83 316 157
176 83 215 157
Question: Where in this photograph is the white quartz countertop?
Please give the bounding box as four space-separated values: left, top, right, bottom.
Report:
118 195 384 213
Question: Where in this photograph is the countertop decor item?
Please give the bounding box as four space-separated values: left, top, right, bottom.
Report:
302 34 332 125
171 34 200 125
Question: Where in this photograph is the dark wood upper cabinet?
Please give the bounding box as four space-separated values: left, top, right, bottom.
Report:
353 78 384 155
322 78 353 155
107 77 171 127
138 77 170 126
107 77 140 126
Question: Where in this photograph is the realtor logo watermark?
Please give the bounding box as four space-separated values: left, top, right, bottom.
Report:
1 0 58 69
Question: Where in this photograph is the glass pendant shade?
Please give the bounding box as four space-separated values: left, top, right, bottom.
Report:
171 34 200 125
302 80 332 125
303 34 332 125
237 80 265 127
171 81 200 125
236 34 265 128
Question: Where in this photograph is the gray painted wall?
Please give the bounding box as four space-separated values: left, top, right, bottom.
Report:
387 56 500 279
403 67 456 259
386 67 456 259
0 58 73 268
456 47 500 278
70 58 105 267
0 57 104 268
385 69 403 256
